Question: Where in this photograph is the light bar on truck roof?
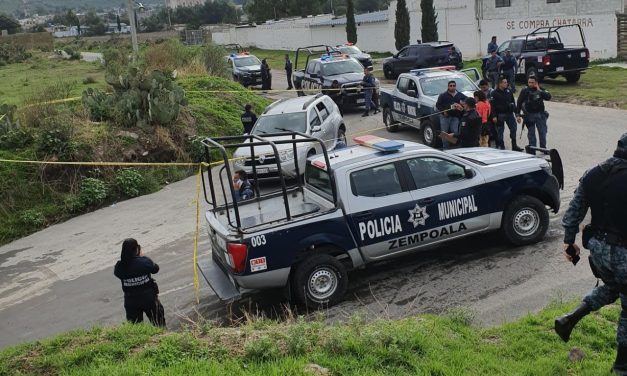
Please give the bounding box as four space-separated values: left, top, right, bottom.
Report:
410 65 456 75
353 135 404 153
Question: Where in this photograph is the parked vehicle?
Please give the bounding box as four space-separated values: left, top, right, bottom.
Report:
481 24 590 83
232 94 346 179
292 45 379 109
382 42 463 79
226 52 263 87
197 134 563 307
379 66 480 147
335 43 373 69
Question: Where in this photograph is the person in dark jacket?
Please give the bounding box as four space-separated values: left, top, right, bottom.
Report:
284 54 293 90
113 238 165 326
233 170 254 201
240 104 257 134
516 76 552 153
360 68 379 117
490 76 523 151
439 98 482 148
488 36 498 54
435 80 466 149
260 59 272 91
501 49 518 92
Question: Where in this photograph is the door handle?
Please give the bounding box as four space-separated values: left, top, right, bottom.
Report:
354 211 373 220
418 197 434 205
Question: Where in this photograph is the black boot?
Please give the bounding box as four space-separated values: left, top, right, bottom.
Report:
614 345 627 375
554 302 592 342
361 111 370 117
512 141 523 152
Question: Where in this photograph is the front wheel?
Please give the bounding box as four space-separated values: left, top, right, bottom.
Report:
421 119 440 148
501 195 549 246
383 107 398 132
292 254 348 308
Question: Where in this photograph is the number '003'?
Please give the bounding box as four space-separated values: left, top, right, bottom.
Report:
251 235 267 247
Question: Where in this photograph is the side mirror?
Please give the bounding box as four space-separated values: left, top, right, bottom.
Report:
407 89 416 98
311 125 322 133
464 167 475 179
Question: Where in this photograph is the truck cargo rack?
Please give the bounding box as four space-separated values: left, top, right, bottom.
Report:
200 131 337 232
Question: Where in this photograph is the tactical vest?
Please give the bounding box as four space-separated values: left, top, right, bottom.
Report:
582 163 627 238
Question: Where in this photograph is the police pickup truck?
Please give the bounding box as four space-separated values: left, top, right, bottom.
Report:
226 51 263 88
198 133 563 308
292 45 379 108
379 66 479 148
481 25 589 83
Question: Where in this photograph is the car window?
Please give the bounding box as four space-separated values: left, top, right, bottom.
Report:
397 77 409 93
405 157 466 189
350 163 402 197
323 97 336 114
233 56 261 67
320 59 363 76
397 48 409 58
497 41 510 54
253 112 307 134
306 61 316 74
316 101 330 121
407 79 418 93
419 75 477 97
309 107 321 127
305 163 333 199
510 40 524 53
409 46 421 56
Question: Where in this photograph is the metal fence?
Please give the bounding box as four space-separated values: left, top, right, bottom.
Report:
179 29 211 45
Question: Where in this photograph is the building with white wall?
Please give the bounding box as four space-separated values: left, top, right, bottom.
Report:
211 0 626 59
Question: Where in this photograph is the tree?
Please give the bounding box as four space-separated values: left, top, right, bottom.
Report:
421 0 438 42
116 14 121 32
345 0 357 44
394 0 409 51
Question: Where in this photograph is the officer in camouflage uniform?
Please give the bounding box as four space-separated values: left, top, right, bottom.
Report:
555 133 627 375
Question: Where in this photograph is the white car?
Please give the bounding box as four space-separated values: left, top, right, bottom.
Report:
233 94 346 179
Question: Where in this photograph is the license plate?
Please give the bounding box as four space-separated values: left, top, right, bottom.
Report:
556 66 564 72
356 98 365 104
256 168 269 174
580 52 586 58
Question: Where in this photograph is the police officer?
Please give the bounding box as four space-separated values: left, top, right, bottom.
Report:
555 133 627 375
485 50 503 89
516 76 551 153
233 170 255 201
114 238 165 327
490 76 523 151
260 58 271 91
438 97 481 148
501 48 517 92
284 54 293 90
488 36 498 54
240 104 257 134
435 80 466 149
360 67 379 117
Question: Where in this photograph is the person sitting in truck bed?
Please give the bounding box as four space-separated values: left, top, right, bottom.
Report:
233 170 255 201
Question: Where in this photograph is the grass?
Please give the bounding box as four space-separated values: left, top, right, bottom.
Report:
0 301 622 375
0 52 106 106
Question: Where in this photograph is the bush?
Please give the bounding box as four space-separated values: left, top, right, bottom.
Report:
244 336 280 361
82 88 114 121
19 209 46 227
22 81 77 129
0 128 32 150
201 44 229 78
115 168 145 198
36 127 76 158
78 177 107 208
82 76 97 85
0 43 31 65
63 48 81 60
143 40 197 74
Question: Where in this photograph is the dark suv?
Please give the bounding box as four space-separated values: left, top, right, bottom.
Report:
382 42 463 79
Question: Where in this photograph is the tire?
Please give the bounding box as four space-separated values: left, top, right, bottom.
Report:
383 107 398 132
565 72 581 83
337 127 347 146
526 66 542 82
292 253 348 308
383 65 394 80
501 195 549 246
421 119 438 147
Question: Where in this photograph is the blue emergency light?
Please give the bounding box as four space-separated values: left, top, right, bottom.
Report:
410 65 456 76
354 135 404 153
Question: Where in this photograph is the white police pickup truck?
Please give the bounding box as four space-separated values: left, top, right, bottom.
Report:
198 134 563 308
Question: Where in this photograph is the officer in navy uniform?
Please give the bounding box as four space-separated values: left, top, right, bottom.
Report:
501 49 517 92
284 54 293 90
516 76 551 154
556 133 627 375
240 104 257 134
114 238 165 326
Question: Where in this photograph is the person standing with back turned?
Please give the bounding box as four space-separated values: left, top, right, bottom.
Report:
114 238 165 327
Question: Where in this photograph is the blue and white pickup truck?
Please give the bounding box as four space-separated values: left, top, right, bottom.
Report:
198 134 563 308
379 66 480 148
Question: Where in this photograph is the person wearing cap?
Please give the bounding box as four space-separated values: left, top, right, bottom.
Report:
555 133 627 375
240 104 257 134
485 50 503 89
488 36 498 54
516 75 551 153
501 48 518 92
438 97 481 148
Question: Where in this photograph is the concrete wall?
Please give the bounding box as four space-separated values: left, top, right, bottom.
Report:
210 0 623 58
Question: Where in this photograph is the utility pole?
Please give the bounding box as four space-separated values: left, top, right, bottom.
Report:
165 0 172 30
127 0 139 63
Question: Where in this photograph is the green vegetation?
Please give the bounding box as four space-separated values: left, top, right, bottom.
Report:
0 302 622 375
420 0 439 43
394 0 410 51
0 40 271 245
346 0 357 44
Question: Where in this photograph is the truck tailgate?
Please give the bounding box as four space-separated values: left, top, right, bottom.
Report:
197 254 241 301
547 48 588 72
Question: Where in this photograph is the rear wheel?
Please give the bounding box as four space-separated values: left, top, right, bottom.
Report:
292 254 348 308
383 65 394 80
565 72 581 83
337 127 347 146
421 119 437 147
501 195 549 246
383 107 398 132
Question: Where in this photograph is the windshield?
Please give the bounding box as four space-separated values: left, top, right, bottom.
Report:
234 56 261 67
420 75 477 97
338 46 361 55
321 59 364 76
253 112 307 134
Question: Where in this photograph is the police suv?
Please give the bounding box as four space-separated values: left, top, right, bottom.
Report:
292 45 379 108
379 66 480 148
226 52 263 88
198 134 563 308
